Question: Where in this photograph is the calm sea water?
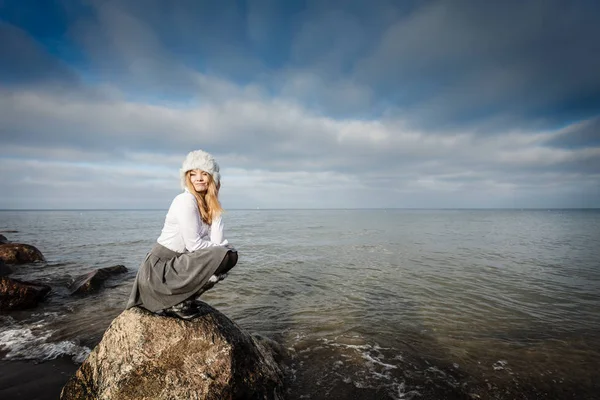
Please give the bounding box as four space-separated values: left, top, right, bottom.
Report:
1 209 599 399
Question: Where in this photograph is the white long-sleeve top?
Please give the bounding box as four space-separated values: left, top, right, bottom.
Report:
156 189 229 253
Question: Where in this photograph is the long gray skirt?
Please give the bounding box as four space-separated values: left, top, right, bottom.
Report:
126 243 229 312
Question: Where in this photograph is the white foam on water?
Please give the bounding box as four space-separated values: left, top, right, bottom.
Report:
30 311 61 318
327 340 398 374
360 351 398 371
0 325 91 364
333 343 371 350
426 365 446 377
392 382 422 400
318 338 409 399
493 359 511 372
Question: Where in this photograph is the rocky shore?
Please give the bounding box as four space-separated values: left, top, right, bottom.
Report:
1 233 290 399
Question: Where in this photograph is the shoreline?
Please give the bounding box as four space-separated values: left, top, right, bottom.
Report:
0 357 78 400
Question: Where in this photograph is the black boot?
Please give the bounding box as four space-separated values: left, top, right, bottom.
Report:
164 300 201 320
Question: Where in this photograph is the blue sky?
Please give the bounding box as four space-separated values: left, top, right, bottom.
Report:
1 0 599 209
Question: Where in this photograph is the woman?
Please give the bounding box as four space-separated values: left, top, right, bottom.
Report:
127 149 238 319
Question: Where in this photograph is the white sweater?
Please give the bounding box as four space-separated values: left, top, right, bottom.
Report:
156 189 229 253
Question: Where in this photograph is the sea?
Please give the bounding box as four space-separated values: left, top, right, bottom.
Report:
1 209 599 399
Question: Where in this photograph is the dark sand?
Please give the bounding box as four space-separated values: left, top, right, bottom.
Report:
0 357 78 400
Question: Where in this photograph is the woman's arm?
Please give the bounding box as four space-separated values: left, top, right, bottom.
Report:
210 215 230 246
174 193 218 252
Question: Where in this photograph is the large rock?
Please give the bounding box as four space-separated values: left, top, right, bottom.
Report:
68 265 128 295
0 243 45 265
0 277 51 311
0 234 8 244
60 304 285 400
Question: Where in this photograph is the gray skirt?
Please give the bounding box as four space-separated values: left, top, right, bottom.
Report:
126 243 229 312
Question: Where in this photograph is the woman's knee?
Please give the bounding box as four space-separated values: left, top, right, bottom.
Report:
228 251 238 268
216 250 238 275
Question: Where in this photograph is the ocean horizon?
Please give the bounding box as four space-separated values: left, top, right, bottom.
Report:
2 207 600 211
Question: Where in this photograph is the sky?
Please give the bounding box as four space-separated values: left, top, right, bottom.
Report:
1 0 599 209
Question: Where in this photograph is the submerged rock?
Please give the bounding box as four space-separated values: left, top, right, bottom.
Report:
0 243 45 265
0 277 51 311
60 304 285 400
68 265 128 295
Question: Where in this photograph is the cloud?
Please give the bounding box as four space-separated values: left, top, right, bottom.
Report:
543 118 600 150
276 70 374 117
1 0 599 208
354 0 600 128
2 79 599 208
0 156 175 209
0 22 79 87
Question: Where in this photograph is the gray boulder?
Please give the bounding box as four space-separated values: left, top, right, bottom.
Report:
0 277 51 311
68 265 128 295
0 234 8 244
60 304 285 399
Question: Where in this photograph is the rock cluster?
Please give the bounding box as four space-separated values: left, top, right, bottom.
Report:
0 236 50 310
60 304 286 400
0 233 128 310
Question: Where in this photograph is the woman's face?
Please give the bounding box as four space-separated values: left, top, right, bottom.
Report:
189 169 210 193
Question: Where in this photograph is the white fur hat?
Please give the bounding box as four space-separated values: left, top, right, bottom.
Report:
180 150 221 189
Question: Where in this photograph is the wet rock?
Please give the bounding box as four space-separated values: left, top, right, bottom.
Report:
68 265 128 295
0 243 46 265
0 234 8 244
0 277 51 311
60 304 285 400
252 333 293 366
0 259 13 277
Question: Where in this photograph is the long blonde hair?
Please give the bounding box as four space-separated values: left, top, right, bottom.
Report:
185 170 223 224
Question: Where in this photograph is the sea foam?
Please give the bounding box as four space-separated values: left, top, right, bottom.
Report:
0 325 90 364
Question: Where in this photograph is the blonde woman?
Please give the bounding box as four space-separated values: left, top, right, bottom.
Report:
127 150 238 319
